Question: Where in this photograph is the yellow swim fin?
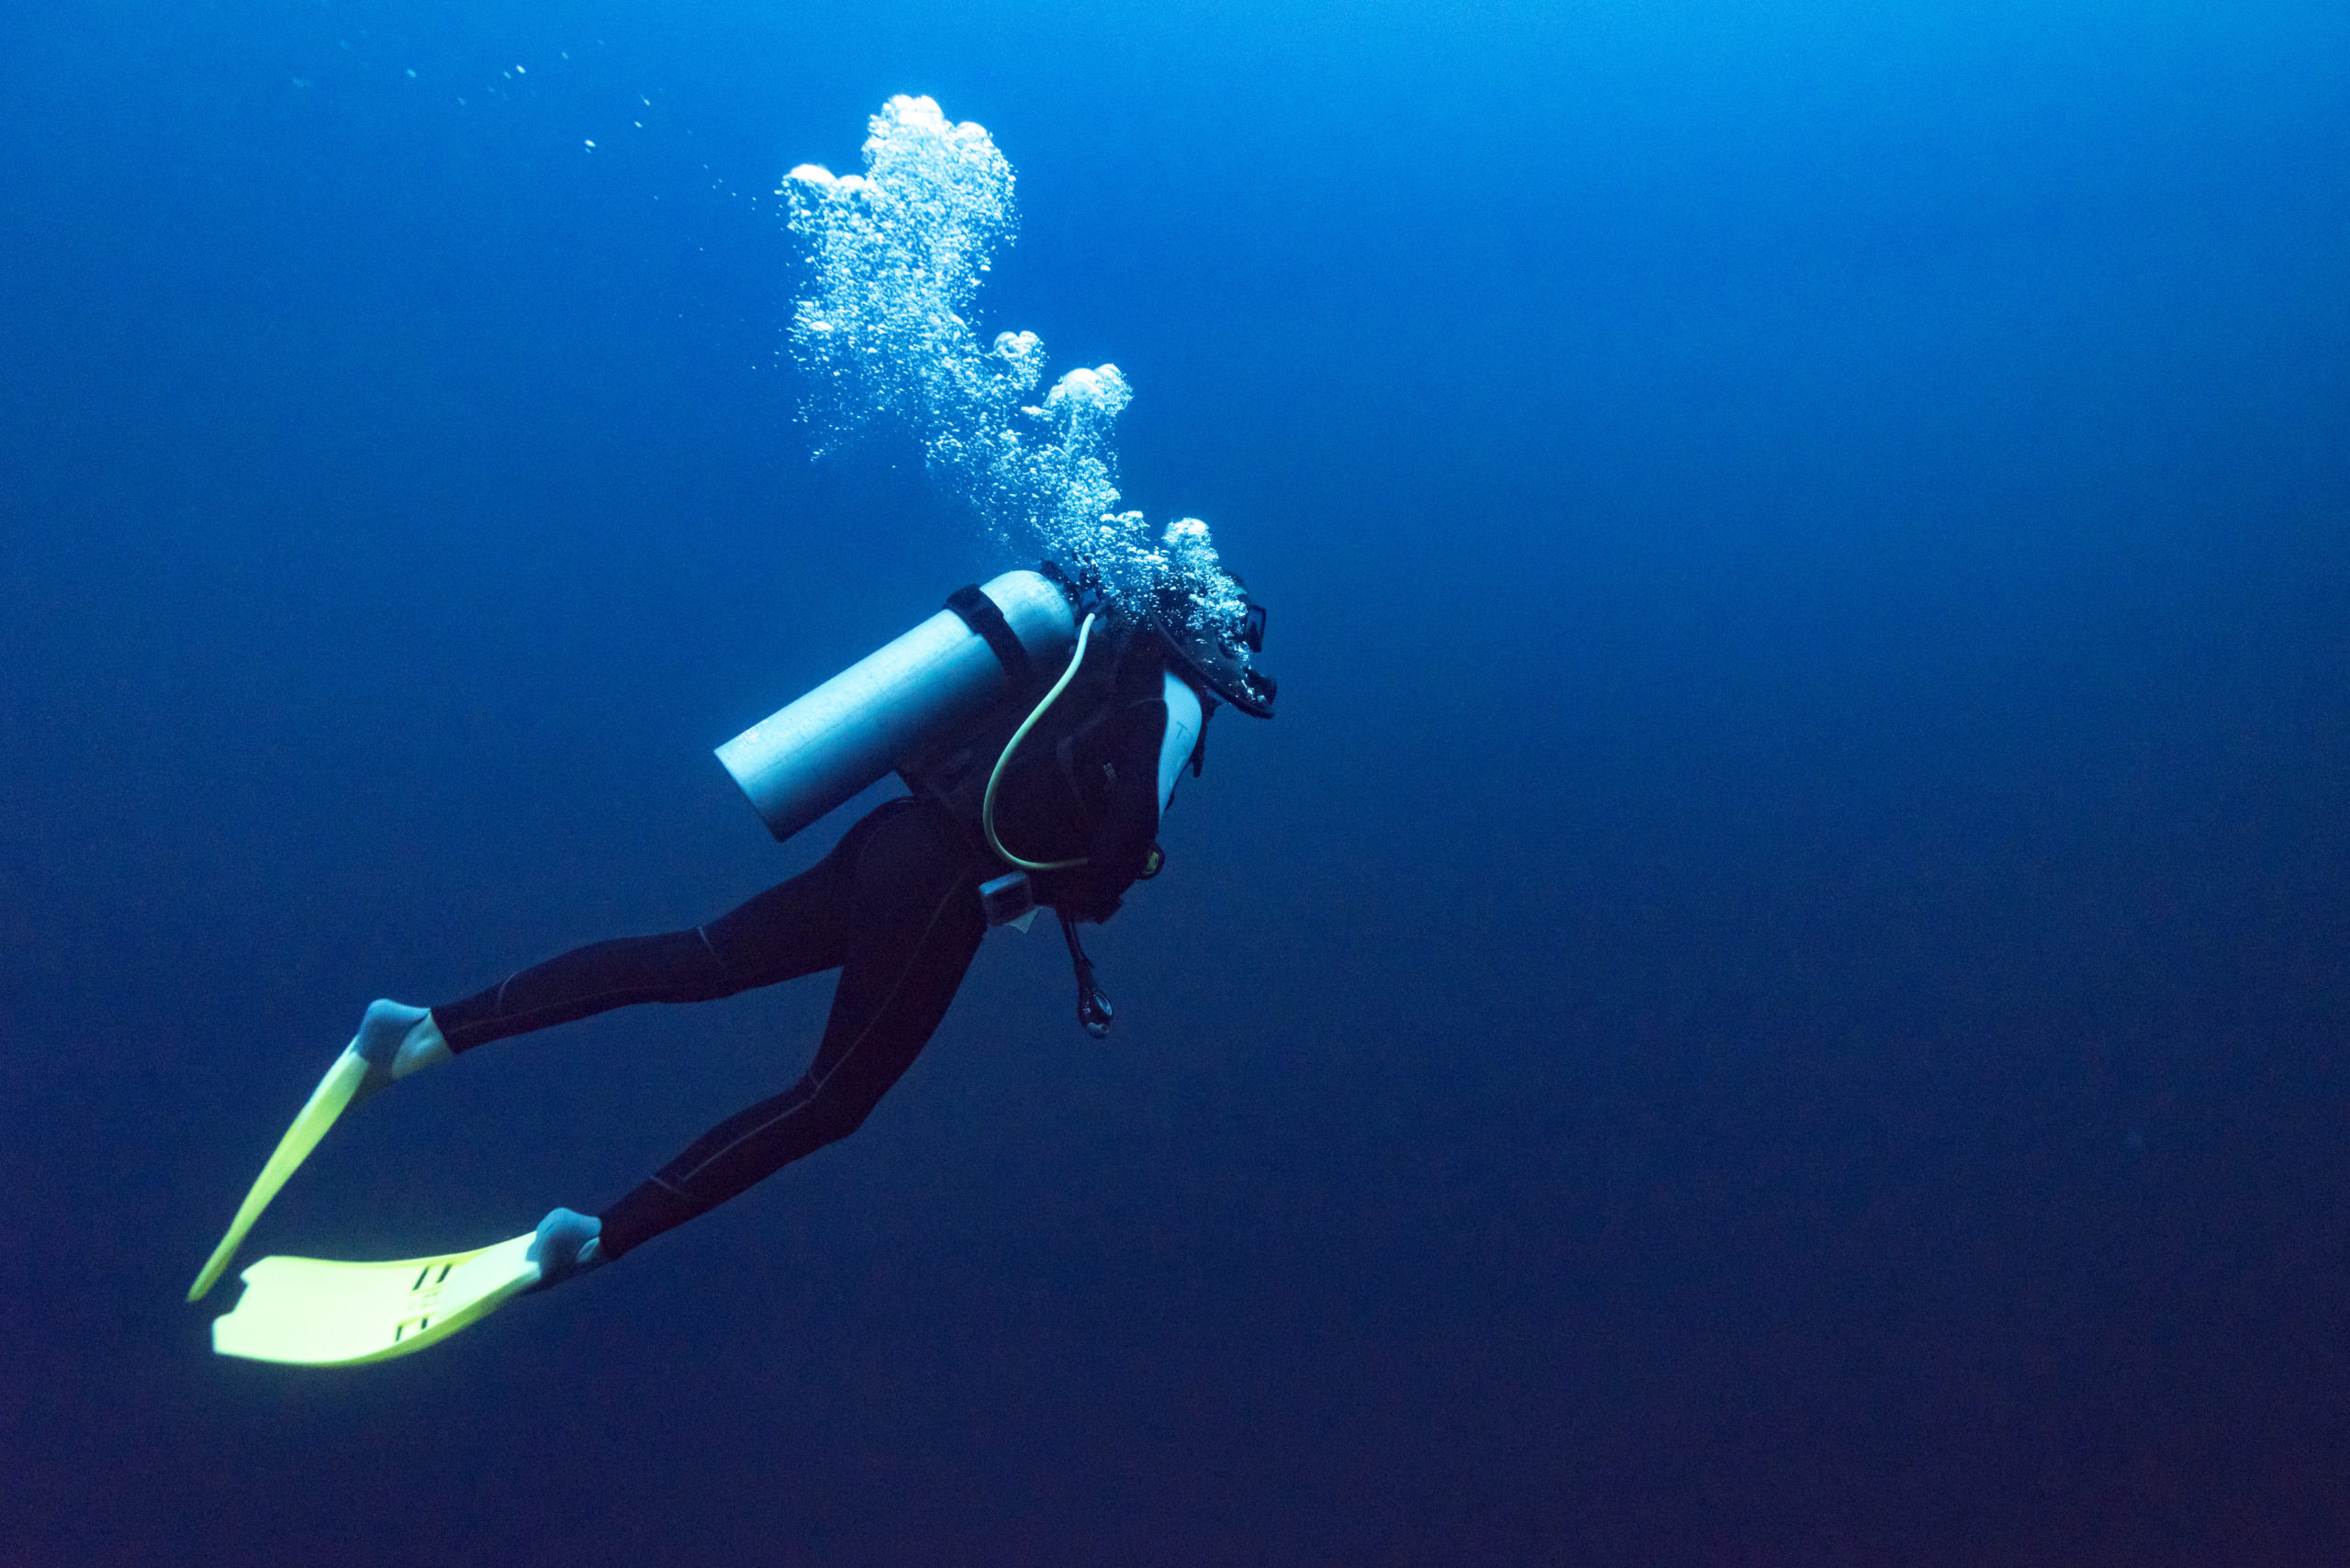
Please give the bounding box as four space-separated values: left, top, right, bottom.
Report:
186 1048 370 1303
209 1232 541 1366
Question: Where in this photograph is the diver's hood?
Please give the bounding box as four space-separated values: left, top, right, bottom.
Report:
1155 589 1276 719
1036 560 1277 718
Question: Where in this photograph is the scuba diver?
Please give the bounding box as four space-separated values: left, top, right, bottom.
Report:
189 562 1275 1364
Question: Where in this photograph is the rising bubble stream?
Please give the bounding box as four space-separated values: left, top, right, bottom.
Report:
785 95 1248 640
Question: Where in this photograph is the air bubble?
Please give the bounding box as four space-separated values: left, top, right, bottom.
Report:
786 95 1246 635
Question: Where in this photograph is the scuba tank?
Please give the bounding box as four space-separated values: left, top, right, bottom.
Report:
715 568 1078 843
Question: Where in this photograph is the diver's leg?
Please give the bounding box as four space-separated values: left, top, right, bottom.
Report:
192 804 917 1304
424 803 902 1057
424 929 751 1055
595 800 989 1257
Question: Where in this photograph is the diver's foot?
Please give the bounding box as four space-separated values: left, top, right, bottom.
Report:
525 1207 607 1293
348 999 450 1103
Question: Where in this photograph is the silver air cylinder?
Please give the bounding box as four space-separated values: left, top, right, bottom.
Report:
716 568 1077 843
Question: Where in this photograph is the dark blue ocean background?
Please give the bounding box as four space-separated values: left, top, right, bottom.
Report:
6 0 2348 1561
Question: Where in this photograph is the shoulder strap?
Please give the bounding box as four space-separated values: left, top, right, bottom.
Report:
945 584 1032 687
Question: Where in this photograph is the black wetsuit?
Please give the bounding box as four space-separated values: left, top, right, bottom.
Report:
431 622 1187 1259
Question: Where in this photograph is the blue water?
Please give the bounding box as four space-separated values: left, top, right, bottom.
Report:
5 2 2347 1562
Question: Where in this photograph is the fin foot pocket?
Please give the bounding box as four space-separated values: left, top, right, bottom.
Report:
524 1208 606 1293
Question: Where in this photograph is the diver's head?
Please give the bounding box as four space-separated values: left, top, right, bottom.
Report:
1154 577 1276 719
1037 557 1278 717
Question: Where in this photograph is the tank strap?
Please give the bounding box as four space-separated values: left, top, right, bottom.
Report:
946 584 1031 686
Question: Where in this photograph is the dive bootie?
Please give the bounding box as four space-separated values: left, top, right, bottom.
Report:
524 1208 608 1293
351 1000 451 1103
187 1000 451 1302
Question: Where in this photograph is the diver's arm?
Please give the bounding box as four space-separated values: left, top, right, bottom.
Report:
1064 672 1196 902
1061 668 1203 911
1069 701 1165 902
1156 668 1204 808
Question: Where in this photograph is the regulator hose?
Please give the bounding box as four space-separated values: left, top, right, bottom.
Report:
981 611 1096 871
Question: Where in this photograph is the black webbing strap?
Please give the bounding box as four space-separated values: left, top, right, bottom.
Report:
945 584 1031 686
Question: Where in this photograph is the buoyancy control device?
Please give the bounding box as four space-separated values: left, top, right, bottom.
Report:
713 565 1272 1040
